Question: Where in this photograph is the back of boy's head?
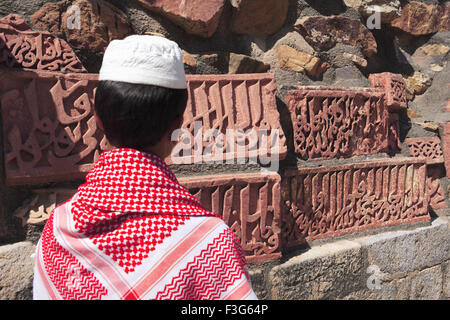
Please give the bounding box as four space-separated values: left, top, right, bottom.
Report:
95 35 188 150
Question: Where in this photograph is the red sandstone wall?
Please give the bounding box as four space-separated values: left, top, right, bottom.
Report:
0 0 449 264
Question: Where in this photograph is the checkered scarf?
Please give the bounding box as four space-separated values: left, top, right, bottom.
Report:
71 148 221 273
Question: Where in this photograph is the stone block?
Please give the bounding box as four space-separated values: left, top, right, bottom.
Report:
0 242 35 300
294 16 377 58
0 69 105 185
180 172 282 263
1 71 286 185
136 0 226 38
355 218 449 274
281 158 430 247
168 73 287 166
269 240 365 299
31 0 134 52
409 265 443 300
391 1 450 36
0 14 86 72
439 122 450 178
230 0 289 35
285 86 390 160
369 72 407 111
406 137 444 165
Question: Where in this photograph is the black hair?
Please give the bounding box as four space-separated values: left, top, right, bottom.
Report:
94 80 188 149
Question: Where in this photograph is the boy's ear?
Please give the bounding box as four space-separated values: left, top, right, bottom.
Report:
94 112 104 131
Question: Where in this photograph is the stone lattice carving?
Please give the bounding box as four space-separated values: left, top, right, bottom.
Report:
406 137 444 164
14 189 76 226
0 70 107 185
180 173 282 263
286 86 390 160
281 158 430 247
169 73 287 165
369 72 407 111
406 137 446 210
0 14 86 73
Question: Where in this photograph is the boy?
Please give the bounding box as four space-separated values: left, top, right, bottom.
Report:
33 35 257 300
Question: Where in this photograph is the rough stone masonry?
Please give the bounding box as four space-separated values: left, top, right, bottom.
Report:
0 0 449 300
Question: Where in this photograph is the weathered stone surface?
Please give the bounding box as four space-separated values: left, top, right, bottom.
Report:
405 72 432 100
387 112 401 154
426 166 447 210
31 0 133 52
391 1 450 36
355 218 449 274
0 242 35 300
285 86 390 160
294 16 378 58
343 52 368 69
230 0 289 35
281 158 430 247
276 45 329 79
444 260 450 298
440 122 450 178
343 0 401 23
369 72 407 111
0 14 86 72
180 173 282 263
168 73 287 165
269 240 365 299
406 137 446 210
228 53 270 74
137 0 226 38
14 188 76 227
409 265 443 300
0 69 107 185
406 137 444 165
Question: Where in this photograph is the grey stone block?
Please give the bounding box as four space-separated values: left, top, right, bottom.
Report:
409 266 443 300
0 242 35 300
269 240 366 299
355 218 450 274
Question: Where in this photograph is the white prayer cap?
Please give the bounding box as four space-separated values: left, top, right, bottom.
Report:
99 35 187 89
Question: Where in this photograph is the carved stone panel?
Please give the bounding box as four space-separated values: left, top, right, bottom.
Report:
406 137 444 165
180 173 282 263
168 73 287 165
369 72 407 111
0 14 86 73
0 70 107 185
281 158 430 247
286 86 390 160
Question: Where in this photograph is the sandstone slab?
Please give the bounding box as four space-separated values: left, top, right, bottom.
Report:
343 0 401 23
180 173 282 263
228 53 270 74
440 122 450 178
0 14 86 72
391 1 450 36
168 73 287 165
285 86 391 160
276 45 329 79
0 69 106 185
406 137 444 165
137 0 226 38
32 0 133 52
230 0 289 35
281 158 430 247
0 242 35 300
369 72 407 111
294 16 377 58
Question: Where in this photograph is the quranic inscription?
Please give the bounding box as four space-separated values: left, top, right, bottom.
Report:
286 87 389 160
281 158 430 247
0 14 86 73
180 173 282 263
0 70 108 185
169 73 287 165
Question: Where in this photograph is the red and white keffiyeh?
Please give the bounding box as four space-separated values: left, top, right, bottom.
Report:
33 148 257 300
